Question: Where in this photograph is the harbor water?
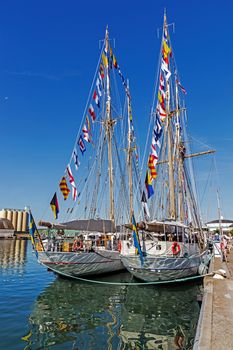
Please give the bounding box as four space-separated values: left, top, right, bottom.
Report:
0 239 202 349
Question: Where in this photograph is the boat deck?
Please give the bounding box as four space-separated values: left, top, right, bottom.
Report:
194 245 233 349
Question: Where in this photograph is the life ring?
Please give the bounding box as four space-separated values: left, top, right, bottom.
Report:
117 240 122 252
171 242 181 255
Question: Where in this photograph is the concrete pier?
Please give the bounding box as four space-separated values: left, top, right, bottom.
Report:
194 249 233 349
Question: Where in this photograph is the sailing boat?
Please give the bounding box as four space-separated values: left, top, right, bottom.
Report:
32 28 140 278
121 13 214 282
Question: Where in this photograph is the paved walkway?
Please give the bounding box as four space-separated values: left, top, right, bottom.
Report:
194 248 233 349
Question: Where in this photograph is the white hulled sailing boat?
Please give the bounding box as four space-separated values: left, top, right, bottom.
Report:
31 27 140 278
121 13 214 282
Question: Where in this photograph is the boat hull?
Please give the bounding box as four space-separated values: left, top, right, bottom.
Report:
121 251 209 282
38 250 124 278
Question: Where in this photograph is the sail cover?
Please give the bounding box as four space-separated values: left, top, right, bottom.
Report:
62 219 116 233
39 219 116 233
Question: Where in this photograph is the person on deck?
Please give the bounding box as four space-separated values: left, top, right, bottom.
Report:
72 236 84 252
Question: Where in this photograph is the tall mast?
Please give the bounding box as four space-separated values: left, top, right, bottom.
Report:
217 189 223 237
167 101 176 220
175 81 185 222
163 13 176 220
127 86 134 219
105 27 115 222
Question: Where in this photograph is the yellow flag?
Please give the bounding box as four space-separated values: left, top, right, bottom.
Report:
163 40 171 57
158 91 163 103
102 52 108 67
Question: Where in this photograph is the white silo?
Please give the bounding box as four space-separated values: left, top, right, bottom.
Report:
0 209 7 219
7 209 13 223
12 210 18 230
17 211 23 232
22 211 28 232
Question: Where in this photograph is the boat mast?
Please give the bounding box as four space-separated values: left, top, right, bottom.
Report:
105 27 115 222
167 106 176 219
127 87 134 219
164 13 176 220
175 82 185 222
217 189 223 237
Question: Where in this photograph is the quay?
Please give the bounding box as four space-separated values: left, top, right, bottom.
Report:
194 248 233 349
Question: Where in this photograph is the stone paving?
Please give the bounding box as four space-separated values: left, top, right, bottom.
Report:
194 247 233 349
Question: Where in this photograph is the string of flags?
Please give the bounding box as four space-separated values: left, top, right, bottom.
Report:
144 16 170 199
143 14 187 202
49 44 131 219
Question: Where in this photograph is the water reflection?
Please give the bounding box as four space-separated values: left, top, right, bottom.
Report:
0 239 27 270
27 274 201 349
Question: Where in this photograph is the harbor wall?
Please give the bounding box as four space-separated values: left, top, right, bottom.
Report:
194 254 233 349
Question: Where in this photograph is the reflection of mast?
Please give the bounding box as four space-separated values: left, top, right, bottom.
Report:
105 27 115 223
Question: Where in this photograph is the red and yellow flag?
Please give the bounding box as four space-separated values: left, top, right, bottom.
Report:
148 155 157 179
59 176 70 200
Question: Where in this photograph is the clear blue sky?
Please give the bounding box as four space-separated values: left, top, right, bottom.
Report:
0 0 232 222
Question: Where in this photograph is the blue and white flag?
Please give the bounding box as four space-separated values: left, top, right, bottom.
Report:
78 135 86 155
73 149 80 170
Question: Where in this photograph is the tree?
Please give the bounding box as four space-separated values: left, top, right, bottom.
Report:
229 229 233 237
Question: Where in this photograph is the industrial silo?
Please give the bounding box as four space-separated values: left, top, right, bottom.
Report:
0 209 7 219
22 211 28 232
12 210 18 230
17 211 23 232
6 210 13 223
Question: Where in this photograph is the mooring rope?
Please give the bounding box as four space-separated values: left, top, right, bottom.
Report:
57 271 215 286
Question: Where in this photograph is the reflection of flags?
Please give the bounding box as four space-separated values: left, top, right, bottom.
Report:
50 192 59 219
59 176 70 200
21 330 32 342
132 214 144 264
145 170 154 199
141 191 150 220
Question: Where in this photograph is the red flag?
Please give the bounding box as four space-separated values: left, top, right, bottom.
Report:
93 90 100 108
88 104 96 122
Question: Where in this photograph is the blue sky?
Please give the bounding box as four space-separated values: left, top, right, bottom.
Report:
0 0 232 222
